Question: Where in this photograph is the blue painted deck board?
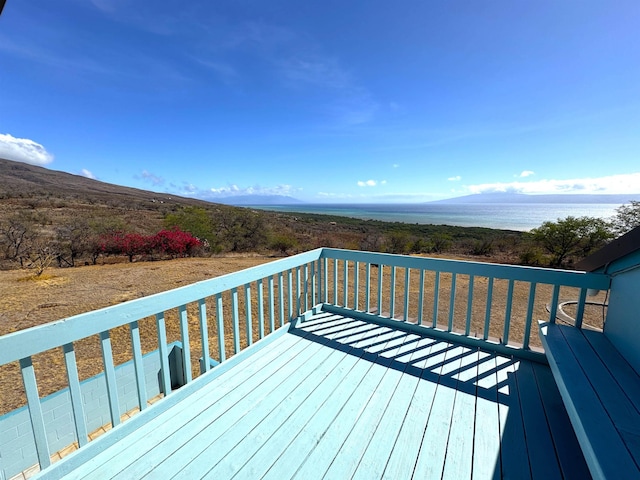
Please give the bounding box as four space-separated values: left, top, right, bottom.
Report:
37 309 589 480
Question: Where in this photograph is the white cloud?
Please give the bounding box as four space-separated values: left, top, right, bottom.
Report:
518 170 535 178
393 164 399 168
80 169 96 179
139 170 165 186
357 180 377 187
202 183 297 198
448 176 461 181
0 133 54 166
466 173 640 195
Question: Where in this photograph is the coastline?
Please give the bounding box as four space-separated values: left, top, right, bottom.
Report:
249 203 621 232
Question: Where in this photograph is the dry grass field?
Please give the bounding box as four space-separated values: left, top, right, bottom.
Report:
0 254 607 414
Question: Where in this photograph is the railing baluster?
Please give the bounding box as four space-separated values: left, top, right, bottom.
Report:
503 280 515 345
417 269 425 325
99 330 121 427
432 271 440 328
244 283 253 346
549 284 561 324
296 266 301 316
333 259 338 304
377 265 384 315
343 260 349 308
323 257 329 303
268 276 275 333
257 279 265 339
178 305 192 383
304 264 309 312
403 268 410 321
311 261 317 306
198 299 210 374
465 275 475 336
19 357 51 470
129 321 148 409
523 283 537 349
62 343 89 446
215 294 225 363
279 272 285 327
354 261 359 311
365 263 371 313
389 266 397 319
231 288 240 354
483 278 494 340
288 269 293 321
156 312 171 395
448 273 457 332
575 287 588 329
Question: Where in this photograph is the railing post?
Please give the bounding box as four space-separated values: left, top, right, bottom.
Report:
231 288 240 354
198 299 210 373
129 321 148 409
20 357 51 470
63 343 89 445
178 305 192 383
215 293 225 362
156 312 172 395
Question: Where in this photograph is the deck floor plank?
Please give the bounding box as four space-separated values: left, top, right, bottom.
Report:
144 333 337 479
343 336 435 480
290 333 427 480
441 348 479 480
112 327 331 479
41 310 590 480
258 328 404 480
531 362 591 480
496 359 532 480
378 338 446 480
411 345 466 479
226 321 394 479
515 359 563 480
198 322 395 479
471 352 501 480
59 329 311 480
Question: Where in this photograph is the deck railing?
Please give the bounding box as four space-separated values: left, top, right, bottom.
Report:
319 249 610 358
0 248 610 478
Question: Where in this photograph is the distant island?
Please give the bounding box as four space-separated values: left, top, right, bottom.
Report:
430 193 640 205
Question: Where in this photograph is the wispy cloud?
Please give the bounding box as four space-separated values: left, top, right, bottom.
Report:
448 176 461 181
466 173 640 195
178 182 300 200
139 170 165 186
0 133 54 166
357 180 378 187
518 170 535 178
80 169 96 179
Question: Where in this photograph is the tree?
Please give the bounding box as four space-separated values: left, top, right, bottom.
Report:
386 231 410 254
214 209 267 252
611 201 640 237
164 207 215 249
151 228 202 258
56 219 91 267
0 216 32 266
531 216 614 268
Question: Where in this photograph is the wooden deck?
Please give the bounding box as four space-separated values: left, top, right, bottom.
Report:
36 309 590 480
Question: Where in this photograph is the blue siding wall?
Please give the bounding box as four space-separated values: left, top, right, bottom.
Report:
604 264 640 375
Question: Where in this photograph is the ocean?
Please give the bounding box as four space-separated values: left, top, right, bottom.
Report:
251 203 622 231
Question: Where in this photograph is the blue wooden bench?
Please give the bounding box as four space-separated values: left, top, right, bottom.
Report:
539 321 640 479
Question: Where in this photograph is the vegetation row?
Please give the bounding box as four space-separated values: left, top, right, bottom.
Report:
1 200 638 276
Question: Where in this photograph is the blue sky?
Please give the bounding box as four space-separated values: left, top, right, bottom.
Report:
1 1 639 203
